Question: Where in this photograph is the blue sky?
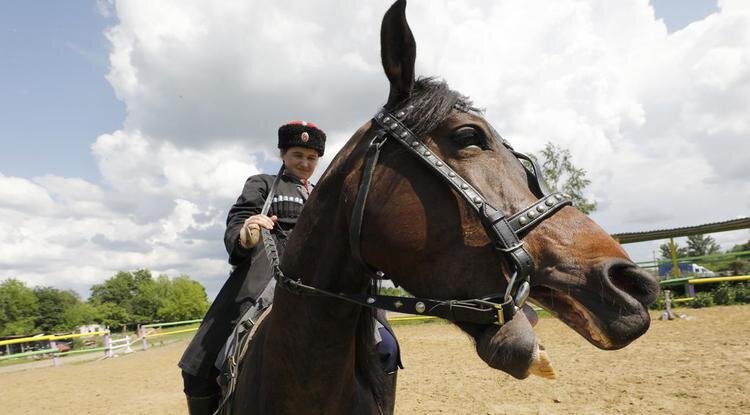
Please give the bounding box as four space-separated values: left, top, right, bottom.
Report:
0 1 122 182
0 1 718 183
652 0 719 31
3 0 748 299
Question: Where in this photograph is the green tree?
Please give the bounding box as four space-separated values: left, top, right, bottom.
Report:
659 242 687 260
61 302 100 331
130 269 161 324
33 287 80 333
156 275 210 321
94 302 131 331
532 142 597 214
89 269 161 325
727 260 749 276
686 234 721 257
90 271 139 305
0 279 40 336
728 240 750 253
89 270 209 327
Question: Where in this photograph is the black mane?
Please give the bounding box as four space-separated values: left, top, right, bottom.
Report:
389 77 475 137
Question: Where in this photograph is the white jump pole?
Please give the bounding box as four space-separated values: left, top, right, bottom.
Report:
50 340 60 367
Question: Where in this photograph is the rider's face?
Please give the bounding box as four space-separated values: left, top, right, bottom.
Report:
281 147 320 180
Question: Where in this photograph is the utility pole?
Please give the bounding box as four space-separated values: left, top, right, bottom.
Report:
669 237 680 277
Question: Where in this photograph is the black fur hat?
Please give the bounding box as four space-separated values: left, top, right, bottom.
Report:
278 121 326 156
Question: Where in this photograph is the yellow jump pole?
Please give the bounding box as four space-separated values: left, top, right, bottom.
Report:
688 275 750 284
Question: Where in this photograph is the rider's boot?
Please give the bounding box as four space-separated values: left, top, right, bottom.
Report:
185 394 219 415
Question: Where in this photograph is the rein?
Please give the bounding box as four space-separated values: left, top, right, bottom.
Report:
262 106 571 326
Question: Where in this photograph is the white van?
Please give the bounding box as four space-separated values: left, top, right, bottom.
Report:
690 264 716 277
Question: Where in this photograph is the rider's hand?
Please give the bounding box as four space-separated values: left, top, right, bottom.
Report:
243 214 278 231
239 214 278 249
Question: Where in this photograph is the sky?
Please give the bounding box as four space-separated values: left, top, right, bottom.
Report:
1 0 748 299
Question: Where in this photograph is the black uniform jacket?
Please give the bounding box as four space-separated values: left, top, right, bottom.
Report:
179 173 310 378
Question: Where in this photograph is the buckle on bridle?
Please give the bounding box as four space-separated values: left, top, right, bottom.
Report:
497 241 524 253
495 303 505 325
371 131 389 148
473 299 510 325
466 297 509 326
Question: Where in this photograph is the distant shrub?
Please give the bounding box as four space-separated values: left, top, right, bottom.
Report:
649 295 666 310
712 283 736 305
733 283 750 304
691 292 714 308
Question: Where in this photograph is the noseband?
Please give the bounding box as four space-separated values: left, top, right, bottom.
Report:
267 105 571 327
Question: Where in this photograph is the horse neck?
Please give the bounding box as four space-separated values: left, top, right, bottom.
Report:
265 156 372 385
246 130 386 413
277 128 371 311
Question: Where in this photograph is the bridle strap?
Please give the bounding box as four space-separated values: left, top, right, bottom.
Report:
508 193 571 236
261 165 286 217
369 110 570 292
349 130 389 274
348 294 516 325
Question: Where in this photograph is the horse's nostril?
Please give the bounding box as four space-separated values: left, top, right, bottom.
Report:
605 261 660 306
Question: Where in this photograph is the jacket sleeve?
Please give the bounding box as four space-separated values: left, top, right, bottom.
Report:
224 175 270 266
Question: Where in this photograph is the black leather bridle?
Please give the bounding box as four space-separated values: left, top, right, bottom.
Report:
265 105 572 327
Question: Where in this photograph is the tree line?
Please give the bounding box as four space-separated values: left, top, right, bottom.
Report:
659 236 750 275
0 269 210 336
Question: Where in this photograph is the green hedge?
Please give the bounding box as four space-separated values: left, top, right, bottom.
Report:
689 282 750 308
691 292 714 308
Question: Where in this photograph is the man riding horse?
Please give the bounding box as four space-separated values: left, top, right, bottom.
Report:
178 122 399 414
179 0 658 413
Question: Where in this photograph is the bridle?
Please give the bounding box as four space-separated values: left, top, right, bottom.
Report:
264 104 572 327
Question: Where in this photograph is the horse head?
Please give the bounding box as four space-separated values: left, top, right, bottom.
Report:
336 0 659 379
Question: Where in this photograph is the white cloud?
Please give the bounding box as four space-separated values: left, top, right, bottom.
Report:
3 0 750 298
0 173 235 297
0 174 56 215
104 1 388 148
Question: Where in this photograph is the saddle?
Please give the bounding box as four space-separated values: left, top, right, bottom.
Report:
213 278 276 414
212 276 402 414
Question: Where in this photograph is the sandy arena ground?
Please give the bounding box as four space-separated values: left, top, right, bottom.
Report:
1 305 748 414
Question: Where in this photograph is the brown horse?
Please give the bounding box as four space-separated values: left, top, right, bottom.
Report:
230 1 659 413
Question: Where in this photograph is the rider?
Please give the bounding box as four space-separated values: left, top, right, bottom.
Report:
179 121 325 414
178 121 399 415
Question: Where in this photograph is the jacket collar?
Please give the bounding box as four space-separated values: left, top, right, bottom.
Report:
281 171 303 184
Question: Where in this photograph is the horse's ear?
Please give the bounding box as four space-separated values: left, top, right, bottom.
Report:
381 0 416 108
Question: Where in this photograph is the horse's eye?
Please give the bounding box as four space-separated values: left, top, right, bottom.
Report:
451 127 486 149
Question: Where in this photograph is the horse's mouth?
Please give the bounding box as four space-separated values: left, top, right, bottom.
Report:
529 284 651 350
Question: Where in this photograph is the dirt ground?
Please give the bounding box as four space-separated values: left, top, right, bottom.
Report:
1 305 748 415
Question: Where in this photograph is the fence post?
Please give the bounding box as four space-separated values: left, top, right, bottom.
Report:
50 340 60 367
124 335 134 354
104 334 112 358
687 284 696 297
139 325 149 351
660 290 677 320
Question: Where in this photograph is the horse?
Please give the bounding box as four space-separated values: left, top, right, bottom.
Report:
229 1 659 413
